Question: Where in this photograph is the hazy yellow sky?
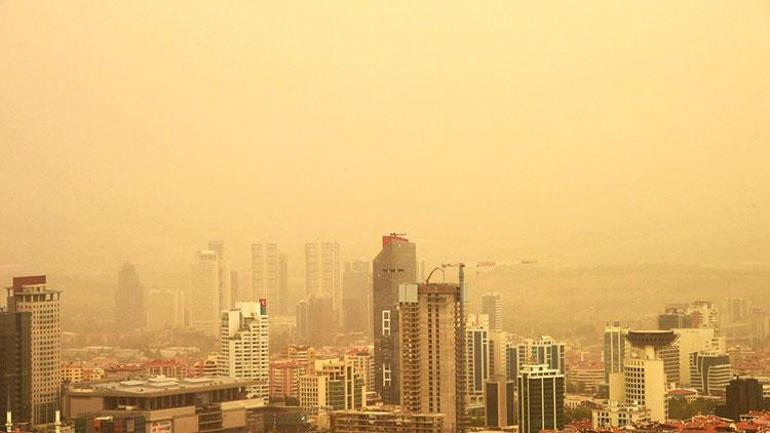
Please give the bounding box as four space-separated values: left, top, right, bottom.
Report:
1 1 769 275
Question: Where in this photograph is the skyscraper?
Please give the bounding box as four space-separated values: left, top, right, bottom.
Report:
208 240 232 313
308 294 336 346
296 300 310 345
481 292 503 333
230 269 239 305
305 241 342 314
116 263 144 330
373 234 416 405
189 250 220 336
279 253 289 311
6 276 61 426
218 300 270 400
0 310 31 424
603 322 628 382
517 364 565 433
342 260 371 335
466 314 490 403
398 282 466 433
251 242 282 312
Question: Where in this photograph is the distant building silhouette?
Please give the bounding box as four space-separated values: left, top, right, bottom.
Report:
116 263 144 329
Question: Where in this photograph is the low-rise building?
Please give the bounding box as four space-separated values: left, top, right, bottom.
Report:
64 376 264 433
592 401 651 429
330 409 444 433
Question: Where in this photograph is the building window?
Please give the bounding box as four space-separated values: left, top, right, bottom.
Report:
382 310 391 336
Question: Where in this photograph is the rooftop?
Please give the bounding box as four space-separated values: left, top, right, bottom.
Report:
67 375 258 397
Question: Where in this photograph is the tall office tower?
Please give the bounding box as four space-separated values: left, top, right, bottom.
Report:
218 300 270 400
726 298 749 324
603 323 629 382
305 241 342 315
0 310 31 424
373 234 416 405
715 377 765 421
6 276 61 426
618 331 676 422
208 240 232 312
146 289 177 330
518 336 566 375
308 294 336 346
466 314 490 403
399 283 466 433
504 341 518 382
488 330 511 378
689 352 730 396
749 308 770 346
517 364 565 433
230 269 239 304
296 300 310 345
116 263 145 330
279 253 288 310
251 242 282 311
485 375 515 428
342 260 371 335
481 293 503 333
190 250 221 336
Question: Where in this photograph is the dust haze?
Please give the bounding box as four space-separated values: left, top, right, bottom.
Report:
2 1 770 319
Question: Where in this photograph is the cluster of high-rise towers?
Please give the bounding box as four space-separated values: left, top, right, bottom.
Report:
3 234 764 433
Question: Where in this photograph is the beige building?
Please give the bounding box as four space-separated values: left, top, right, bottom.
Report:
189 250 221 336
7 275 62 426
64 376 262 433
305 241 342 318
592 401 650 429
298 358 365 417
250 242 281 309
614 331 676 422
218 302 270 400
398 282 466 433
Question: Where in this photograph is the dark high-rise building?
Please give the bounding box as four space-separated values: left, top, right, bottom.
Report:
481 292 503 332
296 300 310 345
505 344 518 382
0 310 32 424
342 260 371 335
715 377 767 421
517 364 565 433
485 376 514 428
372 234 416 405
308 294 336 346
117 263 145 329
